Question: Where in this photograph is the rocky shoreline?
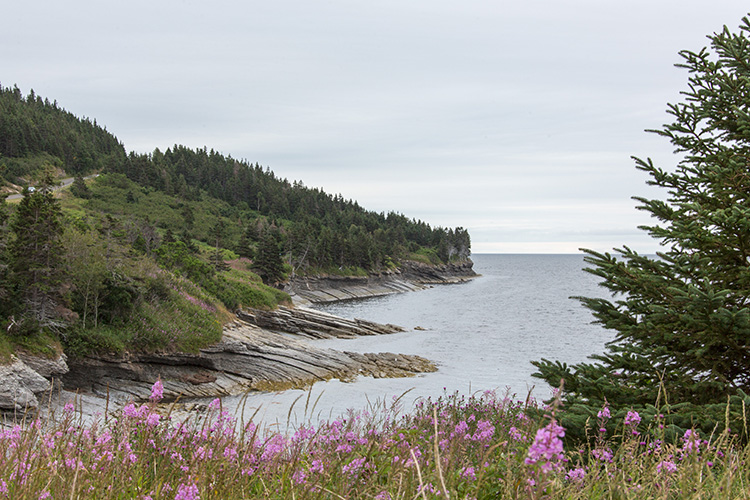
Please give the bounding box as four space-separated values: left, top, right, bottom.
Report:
0 260 477 418
286 260 477 304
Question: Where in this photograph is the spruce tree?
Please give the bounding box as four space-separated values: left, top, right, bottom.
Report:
253 232 285 285
532 15 750 438
70 174 91 198
0 195 9 313
8 173 65 331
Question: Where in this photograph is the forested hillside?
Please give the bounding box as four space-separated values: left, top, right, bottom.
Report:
0 85 472 357
0 84 126 181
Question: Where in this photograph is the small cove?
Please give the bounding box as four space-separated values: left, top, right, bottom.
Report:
219 254 613 428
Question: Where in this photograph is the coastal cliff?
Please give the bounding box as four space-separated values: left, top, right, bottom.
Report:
0 307 435 413
1 261 474 414
286 259 477 304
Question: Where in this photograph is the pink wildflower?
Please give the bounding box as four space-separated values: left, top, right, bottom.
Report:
146 412 161 427
597 405 610 419
460 466 477 481
592 447 614 463
150 379 164 402
310 459 324 474
123 403 140 418
656 460 678 474
174 481 200 500
566 467 586 483
525 420 566 472
470 420 495 442
624 410 641 435
292 469 308 485
624 410 641 427
342 457 367 476
509 426 525 441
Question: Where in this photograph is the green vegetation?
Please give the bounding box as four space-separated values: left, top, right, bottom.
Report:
0 84 125 180
533 16 750 441
4 387 750 499
0 80 471 361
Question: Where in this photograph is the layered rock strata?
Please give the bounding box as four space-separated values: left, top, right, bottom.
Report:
59 308 434 405
237 306 404 339
1 260 475 412
286 259 477 305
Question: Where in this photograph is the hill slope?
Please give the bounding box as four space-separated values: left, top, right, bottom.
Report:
0 85 474 359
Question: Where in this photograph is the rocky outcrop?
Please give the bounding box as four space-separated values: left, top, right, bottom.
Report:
1 259 471 412
0 354 67 412
285 272 424 304
238 306 404 339
399 260 477 285
62 319 435 404
17 352 69 380
286 259 477 305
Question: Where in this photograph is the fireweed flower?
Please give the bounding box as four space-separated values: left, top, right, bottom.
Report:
292 469 308 485
174 481 200 500
123 403 140 418
150 379 164 402
310 459 324 474
681 429 703 455
509 426 525 442
146 412 161 428
624 411 641 427
624 410 641 435
592 447 614 463
471 420 495 443
566 467 586 483
656 460 678 475
597 405 611 420
525 420 566 473
460 466 477 481
342 457 367 476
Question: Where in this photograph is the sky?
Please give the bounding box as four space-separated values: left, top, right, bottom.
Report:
4 1 750 254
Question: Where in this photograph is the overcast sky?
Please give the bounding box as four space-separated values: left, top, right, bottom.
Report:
4 1 749 253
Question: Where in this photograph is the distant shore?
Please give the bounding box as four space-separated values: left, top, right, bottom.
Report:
285 259 477 305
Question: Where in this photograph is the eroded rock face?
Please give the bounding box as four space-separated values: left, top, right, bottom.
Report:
285 260 477 305
238 306 404 339
399 260 477 285
63 313 436 405
17 352 69 379
0 356 52 411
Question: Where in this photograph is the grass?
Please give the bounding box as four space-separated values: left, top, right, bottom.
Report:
305 265 370 278
63 273 228 357
405 249 442 266
0 330 63 363
2 386 749 499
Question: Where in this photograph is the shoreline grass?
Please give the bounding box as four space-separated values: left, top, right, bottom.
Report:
1 383 749 499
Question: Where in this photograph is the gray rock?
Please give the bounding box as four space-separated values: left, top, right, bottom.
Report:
0 356 51 411
63 316 436 404
285 260 477 305
17 352 69 379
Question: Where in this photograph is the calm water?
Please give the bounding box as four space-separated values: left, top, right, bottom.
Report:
223 254 612 428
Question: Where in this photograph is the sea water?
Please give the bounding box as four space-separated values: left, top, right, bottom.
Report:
222 254 613 429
